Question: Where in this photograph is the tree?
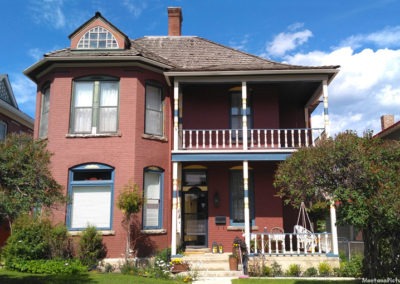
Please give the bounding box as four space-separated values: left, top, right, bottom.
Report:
274 132 400 278
116 180 143 260
0 133 64 232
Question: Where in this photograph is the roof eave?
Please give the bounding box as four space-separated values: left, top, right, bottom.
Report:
24 56 174 83
0 99 34 129
164 68 339 84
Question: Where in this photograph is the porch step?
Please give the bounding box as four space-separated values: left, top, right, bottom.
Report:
183 252 236 272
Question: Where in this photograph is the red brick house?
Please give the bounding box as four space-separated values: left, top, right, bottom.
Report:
24 8 340 260
0 74 34 246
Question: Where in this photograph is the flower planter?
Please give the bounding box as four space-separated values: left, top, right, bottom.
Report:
171 263 189 273
229 255 238 271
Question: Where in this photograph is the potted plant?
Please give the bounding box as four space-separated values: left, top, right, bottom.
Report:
229 253 238 271
170 258 189 273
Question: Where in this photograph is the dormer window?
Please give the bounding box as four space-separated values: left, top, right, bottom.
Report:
77 26 119 49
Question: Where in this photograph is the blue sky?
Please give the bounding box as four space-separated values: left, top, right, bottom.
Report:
1 0 399 135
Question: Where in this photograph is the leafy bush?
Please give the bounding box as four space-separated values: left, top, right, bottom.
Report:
318 262 332 276
49 223 73 259
119 259 139 275
3 215 53 263
6 259 86 274
78 226 107 269
303 266 318 277
271 261 283 276
286 263 302 276
339 254 363 277
155 247 171 264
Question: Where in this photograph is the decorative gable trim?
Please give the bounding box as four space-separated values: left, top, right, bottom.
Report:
69 12 130 50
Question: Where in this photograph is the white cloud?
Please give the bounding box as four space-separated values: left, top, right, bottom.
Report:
29 0 66 29
28 48 44 62
266 24 313 57
122 0 147 18
283 30 400 136
9 74 36 117
341 26 400 49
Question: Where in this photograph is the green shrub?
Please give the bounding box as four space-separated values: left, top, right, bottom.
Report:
303 266 318 277
6 259 86 274
318 262 332 276
271 261 283 276
263 265 273 276
155 247 171 264
78 226 107 269
3 215 53 263
339 254 363 277
49 223 73 259
120 259 139 275
286 263 302 276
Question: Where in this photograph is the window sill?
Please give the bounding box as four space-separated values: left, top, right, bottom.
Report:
142 133 168 142
141 229 167 235
69 230 115 236
66 132 122 138
227 226 258 231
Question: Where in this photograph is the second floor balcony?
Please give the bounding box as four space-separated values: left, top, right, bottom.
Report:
179 128 325 151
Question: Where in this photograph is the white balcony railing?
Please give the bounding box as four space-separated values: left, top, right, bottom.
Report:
250 231 333 255
180 128 325 150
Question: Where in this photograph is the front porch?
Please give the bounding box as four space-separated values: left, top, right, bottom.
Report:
179 128 325 151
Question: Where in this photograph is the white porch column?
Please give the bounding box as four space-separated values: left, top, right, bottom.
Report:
242 82 248 150
322 80 330 138
171 162 179 255
243 161 251 252
173 81 179 151
330 201 339 255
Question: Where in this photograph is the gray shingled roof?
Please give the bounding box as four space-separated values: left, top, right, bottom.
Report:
44 36 339 72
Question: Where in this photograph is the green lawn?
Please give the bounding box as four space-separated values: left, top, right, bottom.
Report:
0 269 184 284
232 279 361 284
0 269 362 284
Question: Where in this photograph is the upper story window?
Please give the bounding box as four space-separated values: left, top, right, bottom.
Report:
0 121 7 141
39 87 50 139
70 77 119 135
145 84 164 136
230 91 252 131
77 26 119 49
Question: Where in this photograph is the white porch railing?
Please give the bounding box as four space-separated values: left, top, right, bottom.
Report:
180 128 325 150
250 232 333 255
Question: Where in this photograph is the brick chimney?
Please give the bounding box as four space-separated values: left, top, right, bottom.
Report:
168 7 182 36
381 114 395 130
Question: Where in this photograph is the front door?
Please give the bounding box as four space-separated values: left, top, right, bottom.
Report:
182 187 208 247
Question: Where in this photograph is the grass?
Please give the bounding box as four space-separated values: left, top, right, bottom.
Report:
0 269 185 284
232 279 361 284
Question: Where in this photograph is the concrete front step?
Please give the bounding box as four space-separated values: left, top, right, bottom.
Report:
183 252 232 271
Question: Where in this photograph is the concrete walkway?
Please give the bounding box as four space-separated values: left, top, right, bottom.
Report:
193 276 236 284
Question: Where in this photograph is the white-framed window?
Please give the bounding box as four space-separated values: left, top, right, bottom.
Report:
67 164 114 230
145 84 164 136
230 91 252 133
77 26 119 49
0 121 7 140
230 170 254 225
143 167 164 230
70 77 119 134
39 87 50 139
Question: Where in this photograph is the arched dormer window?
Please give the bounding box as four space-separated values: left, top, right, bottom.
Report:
77 26 119 49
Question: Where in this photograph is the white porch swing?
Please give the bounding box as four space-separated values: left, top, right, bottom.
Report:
293 202 317 253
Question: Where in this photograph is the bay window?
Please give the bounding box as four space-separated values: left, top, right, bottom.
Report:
145 84 163 136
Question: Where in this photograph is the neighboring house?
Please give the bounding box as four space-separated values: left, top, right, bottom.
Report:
24 8 340 261
374 114 400 140
0 74 34 247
